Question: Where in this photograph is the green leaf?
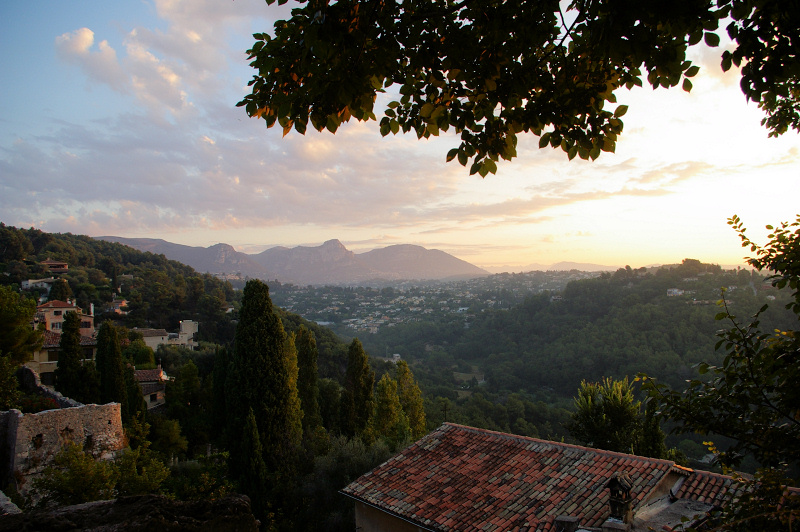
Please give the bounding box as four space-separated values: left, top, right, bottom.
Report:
446 148 459 162
704 32 720 47
685 66 700 78
682 78 693 92
614 105 628 118
457 150 468 166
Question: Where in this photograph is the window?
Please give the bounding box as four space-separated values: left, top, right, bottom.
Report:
150 393 158 403
51 322 62 330
81 321 92 329
54 311 62 316
47 350 59 362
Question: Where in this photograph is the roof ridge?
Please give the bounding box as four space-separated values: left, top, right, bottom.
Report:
442 423 677 466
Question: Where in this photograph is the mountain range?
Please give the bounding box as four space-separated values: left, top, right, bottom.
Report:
97 237 491 285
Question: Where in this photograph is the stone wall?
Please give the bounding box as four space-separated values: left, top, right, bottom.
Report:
1 373 125 495
16 366 82 409
1 404 125 494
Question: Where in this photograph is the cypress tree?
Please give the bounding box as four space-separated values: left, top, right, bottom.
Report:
239 407 270 521
340 338 374 441
54 312 84 401
211 346 230 442
373 373 411 450
395 360 426 439
295 325 322 435
226 280 302 484
95 321 127 415
124 363 146 422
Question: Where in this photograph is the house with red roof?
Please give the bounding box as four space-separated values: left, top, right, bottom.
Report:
135 366 169 409
36 300 94 337
341 423 743 532
39 258 69 273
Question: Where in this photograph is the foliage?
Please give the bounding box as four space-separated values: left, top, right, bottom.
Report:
318 377 342 434
237 407 270 521
239 0 800 176
701 468 800 532
290 435 393 531
162 452 234 501
340 338 375 442
0 285 42 364
642 216 800 470
167 359 212 455
0 354 22 410
148 415 188 458
124 339 155 367
296 325 323 436
54 311 100 404
226 279 302 485
48 278 72 302
96 321 127 414
123 363 147 424
114 447 170 497
395 360 426 439
373 373 411 450
1 225 236 344
569 377 642 454
16 393 59 414
31 443 117 507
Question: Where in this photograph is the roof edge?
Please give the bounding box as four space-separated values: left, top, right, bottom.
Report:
338 490 439 532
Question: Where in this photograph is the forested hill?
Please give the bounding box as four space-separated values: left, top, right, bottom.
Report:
0 224 238 343
1 224 354 378
362 259 793 399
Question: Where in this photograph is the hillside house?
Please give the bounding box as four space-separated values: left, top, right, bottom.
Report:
132 320 198 351
135 366 168 409
27 330 98 386
133 328 170 351
39 258 69 273
20 277 57 299
35 300 95 337
342 423 743 532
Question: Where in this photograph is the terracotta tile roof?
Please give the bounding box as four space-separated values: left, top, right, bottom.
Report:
135 368 166 383
140 382 166 395
674 469 742 507
41 330 96 348
341 423 738 532
37 300 78 309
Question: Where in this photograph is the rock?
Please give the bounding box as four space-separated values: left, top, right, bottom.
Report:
0 494 259 531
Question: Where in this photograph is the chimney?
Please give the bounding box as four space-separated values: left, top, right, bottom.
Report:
554 515 580 532
606 473 633 525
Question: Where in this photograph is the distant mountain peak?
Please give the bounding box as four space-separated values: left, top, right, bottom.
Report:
98 236 489 285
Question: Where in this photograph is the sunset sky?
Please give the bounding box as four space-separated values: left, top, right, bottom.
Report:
2 1 798 272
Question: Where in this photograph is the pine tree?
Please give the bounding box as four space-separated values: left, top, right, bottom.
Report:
95 321 127 416
226 280 302 484
340 338 374 441
395 360 426 439
373 373 411 450
295 325 323 435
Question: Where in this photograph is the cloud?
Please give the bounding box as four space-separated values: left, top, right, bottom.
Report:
55 28 127 91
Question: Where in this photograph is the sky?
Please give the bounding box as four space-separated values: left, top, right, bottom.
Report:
1 1 798 272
